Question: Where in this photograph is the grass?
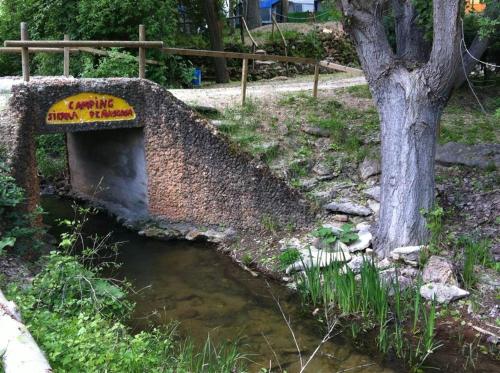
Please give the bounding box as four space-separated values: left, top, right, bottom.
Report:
294 259 441 369
459 236 496 289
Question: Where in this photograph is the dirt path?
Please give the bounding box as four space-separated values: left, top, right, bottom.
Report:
168 74 366 110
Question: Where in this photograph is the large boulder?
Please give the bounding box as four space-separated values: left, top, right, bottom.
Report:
422 255 458 286
436 142 500 169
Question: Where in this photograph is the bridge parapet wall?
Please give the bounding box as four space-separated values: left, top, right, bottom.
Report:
0 78 312 231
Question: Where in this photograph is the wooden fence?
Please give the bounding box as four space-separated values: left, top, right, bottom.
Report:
2 23 362 105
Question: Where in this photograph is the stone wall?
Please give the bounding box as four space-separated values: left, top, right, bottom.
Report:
0 78 312 231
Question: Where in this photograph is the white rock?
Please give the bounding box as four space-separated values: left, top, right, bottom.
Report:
355 222 371 232
359 158 381 180
391 246 424 266
286 246 351 274
419 283 470 304
348 230 373 252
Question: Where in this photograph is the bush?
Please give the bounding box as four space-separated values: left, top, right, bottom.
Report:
0 156 43 257
36 134 67 180
7 250 247 373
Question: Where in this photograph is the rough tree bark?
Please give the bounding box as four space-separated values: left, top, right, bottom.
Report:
201 0 229 83
392 0 431 63
0 289 52 373
340 0 462 257
246 0 262 29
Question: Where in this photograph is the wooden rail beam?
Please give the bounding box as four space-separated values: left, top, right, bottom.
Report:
319 60 362 74
0 47 79 54
5 40 163 48
162 47 316 64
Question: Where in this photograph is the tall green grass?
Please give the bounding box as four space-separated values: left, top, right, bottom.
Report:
294 259 440 369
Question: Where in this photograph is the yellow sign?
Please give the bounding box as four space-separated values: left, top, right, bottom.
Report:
46 92 136 125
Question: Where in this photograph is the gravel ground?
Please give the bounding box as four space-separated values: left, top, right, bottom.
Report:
168 74 366 110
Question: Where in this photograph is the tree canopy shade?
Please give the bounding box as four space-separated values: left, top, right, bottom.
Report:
339 0 498 257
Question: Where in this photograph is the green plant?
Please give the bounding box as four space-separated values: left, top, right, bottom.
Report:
459 237 495 288
242 253 253 267
260 214 278 233
0 156 44 257
36 134 67 180
312 224 359 247
421 205 444 254
279 248 300 269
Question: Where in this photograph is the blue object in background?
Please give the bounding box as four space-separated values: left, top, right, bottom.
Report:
192 68 202 87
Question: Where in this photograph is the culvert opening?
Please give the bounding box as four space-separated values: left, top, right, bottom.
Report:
66 127 148 221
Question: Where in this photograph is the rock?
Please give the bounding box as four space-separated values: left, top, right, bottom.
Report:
139 226 181 240
301 124 331 137
419 283 470 304
286 246 351 273
279 237 303 252
186 227 237 244
359 158 381 180
422 256 458 286
363 186 381 202
312 162 333 176
377 258 393 270
355 222 371 232
333 214 349 222
312 188 337 203
347 255 370 273
348 230 373 252
299 178 318 191
436 142 500 169
321 223 343 235
324 200 372 216
391 246 424 266
367 200 380 215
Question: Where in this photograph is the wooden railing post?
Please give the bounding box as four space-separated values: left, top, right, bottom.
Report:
313 63 319 98
20 22 29 82
63 34 70 77
138 24 146 79
241 58 249 106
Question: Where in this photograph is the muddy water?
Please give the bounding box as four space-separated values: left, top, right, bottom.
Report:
42 196 400 373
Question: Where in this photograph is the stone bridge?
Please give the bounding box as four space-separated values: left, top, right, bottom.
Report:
0 78 311 233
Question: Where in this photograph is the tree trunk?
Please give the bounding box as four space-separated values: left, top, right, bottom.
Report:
246 0 262 29
0 289 52 373
373 71 442 257
392 0 431 63
201 0 229 83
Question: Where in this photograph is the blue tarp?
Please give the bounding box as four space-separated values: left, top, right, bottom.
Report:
260 0 280 9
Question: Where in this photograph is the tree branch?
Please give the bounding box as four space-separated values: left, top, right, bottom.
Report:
340 0 395 85
392 0 431 64
425 0 462 96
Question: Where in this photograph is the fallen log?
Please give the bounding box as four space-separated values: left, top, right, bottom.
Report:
0 289 52 373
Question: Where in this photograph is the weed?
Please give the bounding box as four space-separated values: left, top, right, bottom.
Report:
261 214 279 233
242 253 253 267
421 205 444 254
279 248 301 269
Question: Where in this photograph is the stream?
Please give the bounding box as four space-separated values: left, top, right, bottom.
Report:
42 195 403 372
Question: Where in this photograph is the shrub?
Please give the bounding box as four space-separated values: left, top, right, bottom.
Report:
279 248 301 269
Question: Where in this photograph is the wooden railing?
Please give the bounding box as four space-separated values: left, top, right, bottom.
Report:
1 22 362 105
